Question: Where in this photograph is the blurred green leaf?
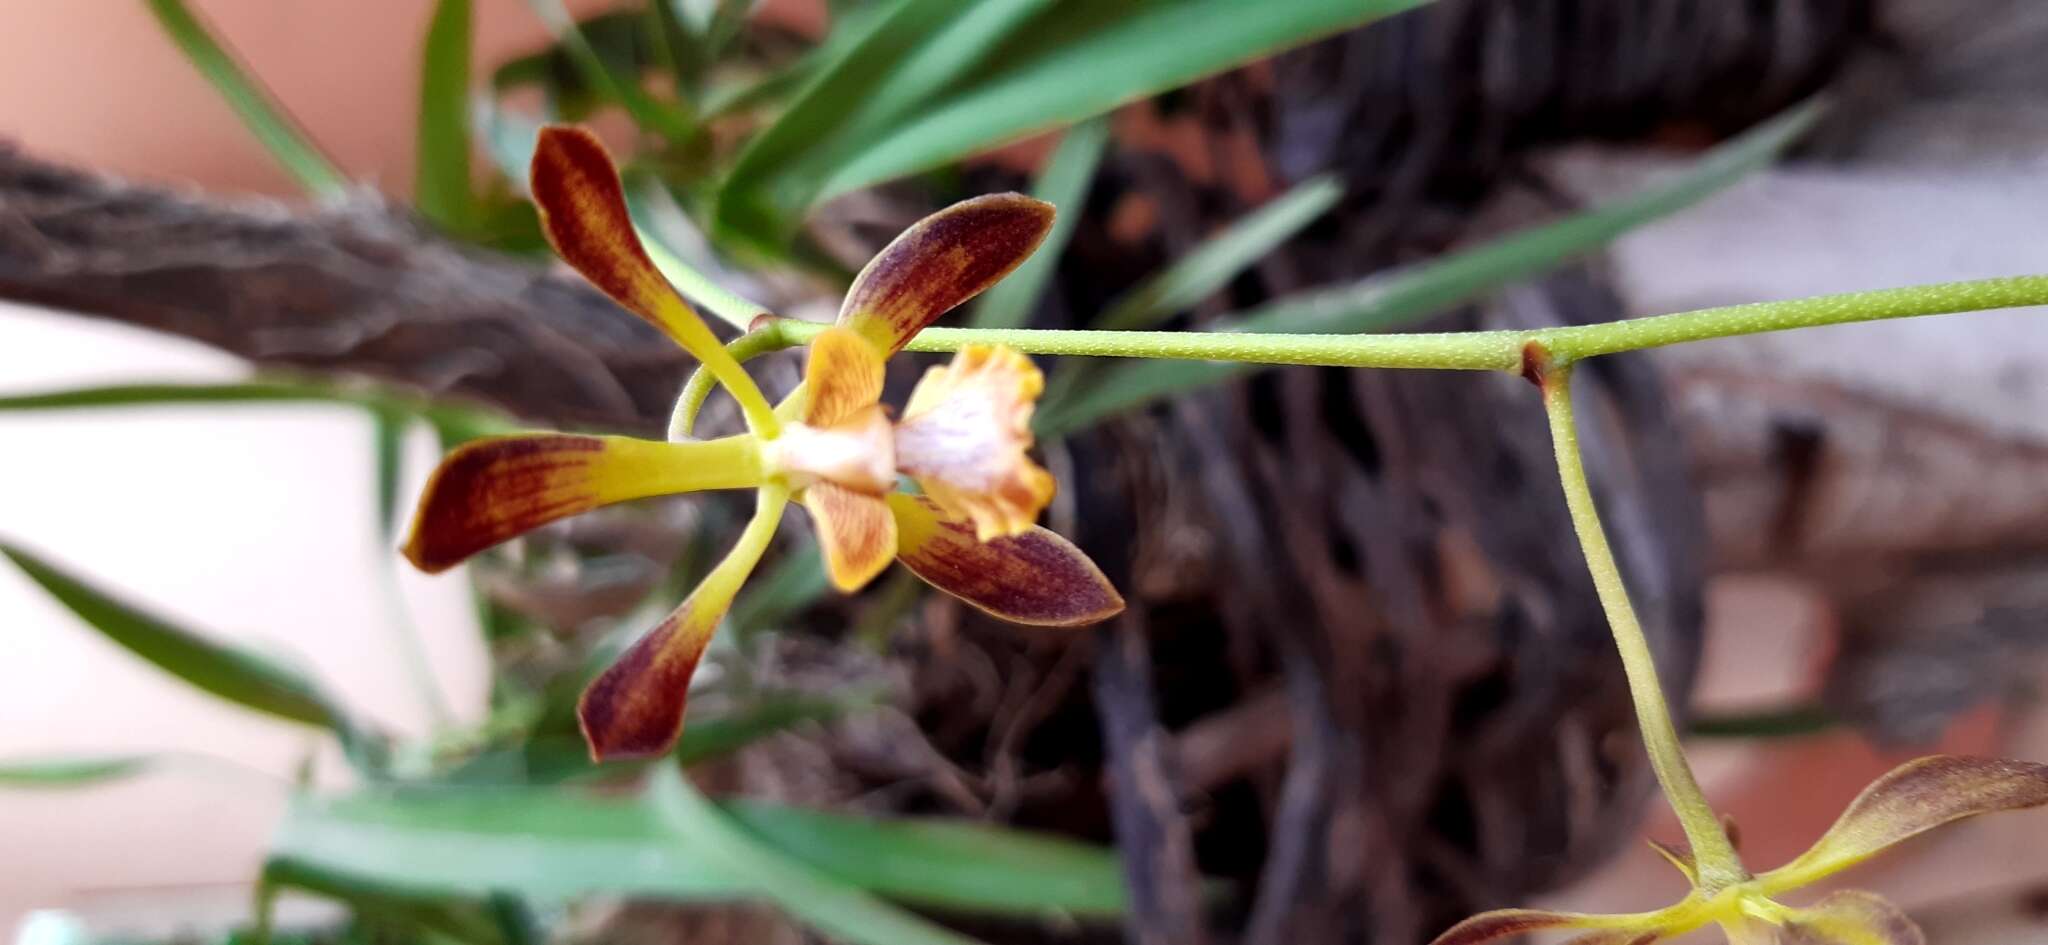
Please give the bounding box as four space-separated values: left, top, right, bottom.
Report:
265 860 509 945
647 768 988 945
1689 703 1840 739
0 755 152 788
273 783 1130 916
719 794 1127 916
721 0 1429 241
145 0 350 200
370 406 409 541
1 543 366 744
1042 173 1341 411
417 0 478 233
1098 175 1342 332
1037 98 1825 434
0 379 517 445
524 0 696 142
458 688 879 784
675 689 881 764
730 541 830 634
712 0 983 247
968 117 1110 330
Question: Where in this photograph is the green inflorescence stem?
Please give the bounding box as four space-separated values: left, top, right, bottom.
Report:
766 274 2048 374
1541 363 1746 890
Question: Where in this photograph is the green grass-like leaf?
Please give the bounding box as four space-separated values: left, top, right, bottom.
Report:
0 755 153 788
417 0 478 232
522 0 695 142
1037 97 1826 434
648 768 990 945
145 0 350 199
0 379 516 445
1 543 362 740
719 0 1429 242
1040 173 1342 412
968 117 1111 330
271 782 1132 917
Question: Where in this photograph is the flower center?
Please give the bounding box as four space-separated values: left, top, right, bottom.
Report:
763 404 896 494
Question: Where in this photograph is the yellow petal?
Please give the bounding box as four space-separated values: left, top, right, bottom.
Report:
401 433 762 573
1758 756 2048 893
839 193 1054 355
802 482 897 592
888 493 1121 626
530 126 777 432
577 485 789 761
894 344 1054 540
1780 891 1923 945
802 327 886 428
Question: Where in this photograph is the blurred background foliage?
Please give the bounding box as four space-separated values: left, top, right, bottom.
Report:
14 1 2048 944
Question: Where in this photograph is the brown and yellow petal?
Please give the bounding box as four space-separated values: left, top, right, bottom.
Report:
894 344 1054 540
577 485 789 760
1780 891 1923 945
802 326 886 428
838 193 1054 355
1427 908 1670 945
402 433 763 573
530 126 770 422
1758 755 2048 894
888 493 1121 627
802 481 897 592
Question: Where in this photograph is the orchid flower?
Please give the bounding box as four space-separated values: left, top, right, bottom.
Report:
1430 751 2048 944
401 126 1122 761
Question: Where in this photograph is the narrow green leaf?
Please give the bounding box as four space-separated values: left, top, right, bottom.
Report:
968 117 1110 330
2 543 355 736
370 406 408 541
1041 173 1341 411
264 860 509 945
0 755 152 788
721 0 1428 238
729 541 830 634
715 0 975 246
675 690 882 765
0 379 517 443
1689 703 1840 739
144 0 350 199
1097 175 1342 332
721 797 1128 917
647 769 989 945
523 0 695 142
458 688 880 784
417 0 477 232
271 783 1130 917
1037 98 1826 434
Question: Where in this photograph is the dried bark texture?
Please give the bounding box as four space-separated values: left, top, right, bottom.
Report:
0 145 687 436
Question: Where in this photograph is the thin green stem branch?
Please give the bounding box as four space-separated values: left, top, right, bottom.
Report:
1539 275 2048 363
772 319 1526 371
768 274 2048 375
1541 364 1745 890
670 327 799 440
639 221 772 332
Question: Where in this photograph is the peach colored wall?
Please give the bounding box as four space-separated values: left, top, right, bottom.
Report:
0 0 614 195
